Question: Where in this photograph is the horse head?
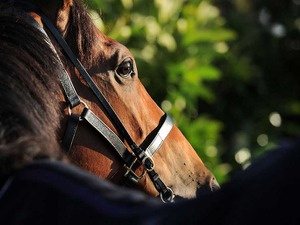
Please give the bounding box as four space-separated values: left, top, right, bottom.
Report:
16 0 220 201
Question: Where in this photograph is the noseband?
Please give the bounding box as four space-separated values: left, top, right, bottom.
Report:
14 2 175 203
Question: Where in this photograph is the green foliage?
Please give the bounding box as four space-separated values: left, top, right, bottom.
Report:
84 0 300 184
210 0 300 173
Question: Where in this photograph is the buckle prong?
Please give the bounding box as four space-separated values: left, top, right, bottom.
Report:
142 155 155 171
124 157 146 183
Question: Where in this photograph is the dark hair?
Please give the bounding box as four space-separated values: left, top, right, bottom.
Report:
64 0 98 68
0 15 66 183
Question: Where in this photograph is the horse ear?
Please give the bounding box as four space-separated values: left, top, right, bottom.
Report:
32 0 73 35
56 0 73 34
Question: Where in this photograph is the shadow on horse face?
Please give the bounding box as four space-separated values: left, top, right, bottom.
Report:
18 0 220 199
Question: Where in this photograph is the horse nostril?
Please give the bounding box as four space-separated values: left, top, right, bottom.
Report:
196 175 220 197
210 176 220 192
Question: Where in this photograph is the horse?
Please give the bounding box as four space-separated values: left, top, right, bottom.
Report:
1 0 220 202
0 15 163 224
1 12 298 225
0 14 67 186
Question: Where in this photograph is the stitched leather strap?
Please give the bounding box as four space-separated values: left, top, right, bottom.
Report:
146 114 173 156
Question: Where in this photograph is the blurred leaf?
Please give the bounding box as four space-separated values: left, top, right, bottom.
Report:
183 28 237 45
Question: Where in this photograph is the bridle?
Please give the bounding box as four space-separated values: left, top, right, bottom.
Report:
13 1 175 203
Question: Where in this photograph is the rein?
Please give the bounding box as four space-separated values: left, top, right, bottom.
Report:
13 1 175 203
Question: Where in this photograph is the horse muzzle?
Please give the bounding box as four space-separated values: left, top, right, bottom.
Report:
196 175 220 197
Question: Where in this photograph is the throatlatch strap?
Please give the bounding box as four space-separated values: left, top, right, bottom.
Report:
62 114 80 153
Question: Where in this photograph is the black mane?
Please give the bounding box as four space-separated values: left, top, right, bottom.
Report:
0 15 66 184
0 0 104 185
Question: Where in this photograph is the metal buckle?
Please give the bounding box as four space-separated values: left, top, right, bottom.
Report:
67 100 88 120
124 157 146 184
160 187 175 203
142 154 155 171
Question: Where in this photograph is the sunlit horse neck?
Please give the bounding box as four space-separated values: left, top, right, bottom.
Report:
12 0 220 200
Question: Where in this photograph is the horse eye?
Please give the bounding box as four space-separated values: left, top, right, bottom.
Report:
117 60 135 78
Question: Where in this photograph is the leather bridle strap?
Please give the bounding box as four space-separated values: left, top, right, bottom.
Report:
146 114 174 156
80 108 137 165
4 2 81 109
15 1 175 202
